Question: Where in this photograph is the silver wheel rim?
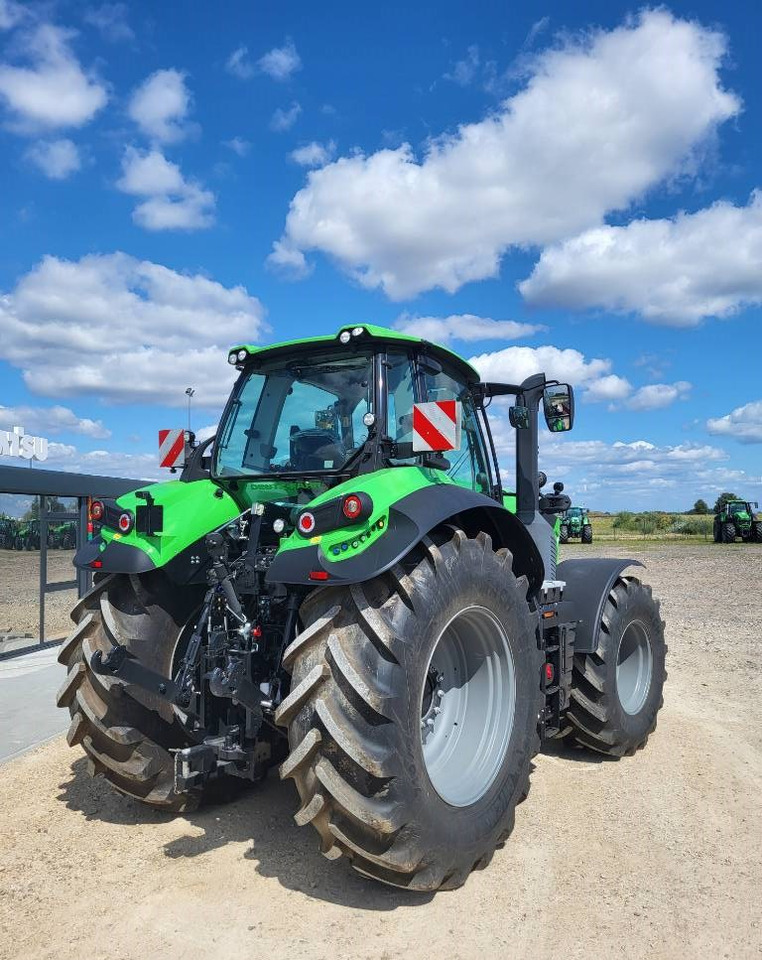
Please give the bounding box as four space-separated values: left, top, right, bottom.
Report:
616 620 653 715
420 605 516 808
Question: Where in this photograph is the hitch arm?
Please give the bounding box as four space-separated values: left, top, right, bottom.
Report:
90 644 185 707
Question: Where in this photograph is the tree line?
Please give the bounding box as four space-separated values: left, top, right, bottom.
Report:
689 492 750 515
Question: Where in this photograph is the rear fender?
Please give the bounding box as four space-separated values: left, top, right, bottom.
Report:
267 484 545 595
556 558 643 654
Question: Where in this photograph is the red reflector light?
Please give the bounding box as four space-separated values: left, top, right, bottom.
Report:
253 625 262 638
309 570 330 581
298 511 316 535
90 500 104 521
342 495 363 520
545 663 554 682
87 521 93 535
91 560 103 569
118 512 133 533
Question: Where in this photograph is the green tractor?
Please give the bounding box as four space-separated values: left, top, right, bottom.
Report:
0 516 18 550
58 324 666 891
559 506 593 545
48 521 77 550
713 500 762 543
15 518 40 550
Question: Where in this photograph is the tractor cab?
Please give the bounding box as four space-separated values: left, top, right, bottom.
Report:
214 324 574 581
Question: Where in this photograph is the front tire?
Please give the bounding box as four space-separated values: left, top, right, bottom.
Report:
276 529 542 891
581 525 593 544
722 522 736 543
566 577 666 757
559 524 569 544
57 573 204 810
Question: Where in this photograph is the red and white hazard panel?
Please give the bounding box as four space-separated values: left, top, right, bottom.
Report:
412 401 462 452
159 429 187 468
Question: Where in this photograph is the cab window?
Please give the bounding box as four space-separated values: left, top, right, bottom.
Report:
422 365 491 495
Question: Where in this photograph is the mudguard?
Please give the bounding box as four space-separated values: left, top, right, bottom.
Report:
266 484 545 594
556 558 643 654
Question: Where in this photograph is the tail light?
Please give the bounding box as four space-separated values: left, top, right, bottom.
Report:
297 511 316 535
90 500 104 521
117 511 134 534
342 495 364 520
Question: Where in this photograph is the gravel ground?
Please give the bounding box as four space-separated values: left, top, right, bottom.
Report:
0 549 77 640
1 543 761 960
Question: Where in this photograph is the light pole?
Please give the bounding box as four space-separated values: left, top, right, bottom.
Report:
185 387 195 433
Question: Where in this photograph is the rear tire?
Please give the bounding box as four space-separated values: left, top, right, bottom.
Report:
566 577 666 757
755 522 762 543
57 573 204 811
276 529 542 890
722 522 736 543
581 525 593 544
559 524 569 544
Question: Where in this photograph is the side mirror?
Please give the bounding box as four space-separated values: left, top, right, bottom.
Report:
509 405 530 429
543 383 574 432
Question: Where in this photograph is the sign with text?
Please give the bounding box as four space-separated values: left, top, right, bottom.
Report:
0 426 49 463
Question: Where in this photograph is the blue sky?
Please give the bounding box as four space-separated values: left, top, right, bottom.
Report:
1 0 761 511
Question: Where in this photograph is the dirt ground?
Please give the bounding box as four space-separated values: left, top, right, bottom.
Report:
0 548 77 639
1 542 761 960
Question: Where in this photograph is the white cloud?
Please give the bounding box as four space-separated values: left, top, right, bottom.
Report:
117 146 184 194
626 381 691 411
83 4 134 42
0 23 108 131
265 240 313 280
469 345 610 387
0 253 267 407
289 140 336 167
25 138 80 179
524 17 550 48
0 403 110 438
128 69 195 144
270 101 301 132
707 400 762 444
584 374 632 404
117 146 215 231
520 192 762 324
444 45 480 86
131 188 215 231
258 39 301 81
226 45 254 80
493 426 736 510
42 443 161 482
393 313 544 344
583 375 690 410
0 0 26 31
271 11 739 299
223 136 250 157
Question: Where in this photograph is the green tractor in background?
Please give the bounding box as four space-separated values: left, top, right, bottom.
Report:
713 499 762 543
58 324 666 892
48 521 77 550
15 518 40 550
0 516 18 550
559 506 593 545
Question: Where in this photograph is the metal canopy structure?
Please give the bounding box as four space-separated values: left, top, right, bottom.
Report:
0 464 144 499
0 464 146 655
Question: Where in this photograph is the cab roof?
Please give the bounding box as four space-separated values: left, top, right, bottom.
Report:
228 323 480 382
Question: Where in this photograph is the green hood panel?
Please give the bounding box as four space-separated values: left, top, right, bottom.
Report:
104 479 242 565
